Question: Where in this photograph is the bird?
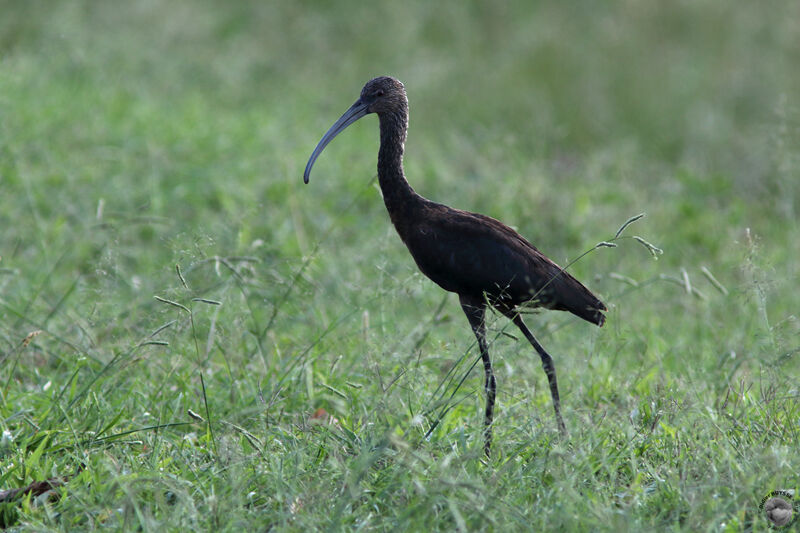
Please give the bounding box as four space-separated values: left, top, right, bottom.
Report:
764 497 794 527
304 76 606 455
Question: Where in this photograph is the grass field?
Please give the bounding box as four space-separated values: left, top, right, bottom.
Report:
1 1 799 530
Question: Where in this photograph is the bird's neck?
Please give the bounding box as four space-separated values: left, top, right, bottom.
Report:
377 108 421 223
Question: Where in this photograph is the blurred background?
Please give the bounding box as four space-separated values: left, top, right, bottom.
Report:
2 0 797 361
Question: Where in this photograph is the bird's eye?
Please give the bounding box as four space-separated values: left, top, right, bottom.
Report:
375 90 385 97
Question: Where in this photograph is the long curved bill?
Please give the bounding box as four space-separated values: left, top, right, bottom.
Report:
304 99 370 184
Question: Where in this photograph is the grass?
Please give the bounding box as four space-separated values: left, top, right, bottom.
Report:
1 0 798 530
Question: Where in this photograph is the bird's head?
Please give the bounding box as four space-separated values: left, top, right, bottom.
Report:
359 76 406 115
304 76 407 184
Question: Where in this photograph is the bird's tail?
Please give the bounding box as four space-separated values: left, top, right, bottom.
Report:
554 272 607 327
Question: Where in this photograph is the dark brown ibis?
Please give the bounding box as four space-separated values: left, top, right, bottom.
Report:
304 76 606 455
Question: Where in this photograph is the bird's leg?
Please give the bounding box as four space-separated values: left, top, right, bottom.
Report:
503 309 568 437
459 294 495 456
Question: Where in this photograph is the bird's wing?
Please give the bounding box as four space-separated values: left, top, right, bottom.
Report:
403 207 558 299
402 205 606 325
